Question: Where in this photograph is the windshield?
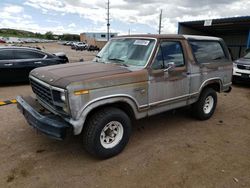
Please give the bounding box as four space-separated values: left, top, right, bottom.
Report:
94 38 156 67
244 51 250 59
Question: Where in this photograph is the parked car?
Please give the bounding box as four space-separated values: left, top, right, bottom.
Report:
12 44 42 50
87 45 100 51
71 42 77 49
0 38 6 43
75 42 87 51
0 47 69 83
5 37 24 44
17 34 232 158
233 51 250 82
66 41 74 46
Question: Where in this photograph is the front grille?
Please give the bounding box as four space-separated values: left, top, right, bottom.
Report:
30 78 53 106
237 65 250 70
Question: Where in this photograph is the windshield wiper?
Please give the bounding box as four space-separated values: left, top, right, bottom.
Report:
108 58 128 67
108 58 125 62
95 55 105 63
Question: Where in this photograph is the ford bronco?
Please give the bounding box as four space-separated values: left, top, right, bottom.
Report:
17 34 232 158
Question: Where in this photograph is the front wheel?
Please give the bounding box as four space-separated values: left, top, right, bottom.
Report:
192 88 217 120
83 107 131 159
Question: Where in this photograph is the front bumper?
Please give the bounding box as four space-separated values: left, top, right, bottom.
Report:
16 96 72 140
233 75 250 82
233 67 250 78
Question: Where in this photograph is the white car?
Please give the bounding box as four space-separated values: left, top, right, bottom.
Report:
233 51 250 82
75 42 87 51
6 37 24 44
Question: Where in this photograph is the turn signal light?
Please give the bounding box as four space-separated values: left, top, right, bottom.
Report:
74 90 89 95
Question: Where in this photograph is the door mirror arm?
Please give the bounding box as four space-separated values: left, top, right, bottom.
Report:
163 62 175 72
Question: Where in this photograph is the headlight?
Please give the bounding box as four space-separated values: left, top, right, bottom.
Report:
60 92 66 102
233 62 237 68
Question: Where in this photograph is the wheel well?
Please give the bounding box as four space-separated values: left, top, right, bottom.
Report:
85 102 136 125
203 82 221 92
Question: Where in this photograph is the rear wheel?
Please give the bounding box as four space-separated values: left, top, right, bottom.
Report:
83 107 131 159
192 88 217 120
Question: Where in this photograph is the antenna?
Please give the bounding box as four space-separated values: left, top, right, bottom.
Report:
106 0 110 41
158 9 163 34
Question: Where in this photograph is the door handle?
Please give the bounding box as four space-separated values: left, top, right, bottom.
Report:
34 61 42 64
4 63 13 66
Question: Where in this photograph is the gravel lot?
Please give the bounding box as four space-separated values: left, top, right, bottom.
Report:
0 44 250 188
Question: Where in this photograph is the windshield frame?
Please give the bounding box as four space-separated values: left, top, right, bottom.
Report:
95 37 157 69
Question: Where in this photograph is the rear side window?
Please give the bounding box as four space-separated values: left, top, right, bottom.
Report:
189 41 226 63
0 50 14 60
14 50 46 59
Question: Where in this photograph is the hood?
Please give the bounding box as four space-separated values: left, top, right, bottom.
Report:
235 58 250 65
30 61 147 89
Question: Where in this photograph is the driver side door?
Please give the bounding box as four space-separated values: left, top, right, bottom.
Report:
148 40 190 116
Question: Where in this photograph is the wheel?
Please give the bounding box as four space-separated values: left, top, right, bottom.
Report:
65 57 69 63
83 107 131 159
192 88 217 120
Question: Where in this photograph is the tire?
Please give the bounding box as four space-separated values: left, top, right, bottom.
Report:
65 57 69 63
83 107 132 159
192 88 217 120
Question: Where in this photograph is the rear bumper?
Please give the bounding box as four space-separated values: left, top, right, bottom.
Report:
16 96 72 140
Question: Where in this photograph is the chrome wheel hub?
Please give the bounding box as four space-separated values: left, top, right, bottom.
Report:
100 121 124 149
203 96 214 114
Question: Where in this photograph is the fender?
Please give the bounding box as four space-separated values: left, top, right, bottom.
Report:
198 77 223 93
69 95 146 135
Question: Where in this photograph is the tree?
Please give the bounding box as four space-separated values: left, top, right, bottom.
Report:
45 31 54 40
59 34 80 41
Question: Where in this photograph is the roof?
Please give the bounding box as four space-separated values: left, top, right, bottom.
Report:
0 46 42 51
183 35 221 41
179 16 250 35
80 32 118 35
116 34 222 41
119 34 184 39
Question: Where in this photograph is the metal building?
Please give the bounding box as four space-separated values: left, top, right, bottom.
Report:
80 32 118 48
178 16 250 60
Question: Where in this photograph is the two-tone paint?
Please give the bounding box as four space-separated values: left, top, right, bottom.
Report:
29 34 233 135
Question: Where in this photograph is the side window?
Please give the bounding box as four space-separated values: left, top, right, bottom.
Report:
14 50 46 59
0 50 14 60
189 41 226 63
152 41 185 70
152 47 164 69
46 53 54 58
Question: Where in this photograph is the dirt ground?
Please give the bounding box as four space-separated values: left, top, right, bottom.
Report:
0 44 250 188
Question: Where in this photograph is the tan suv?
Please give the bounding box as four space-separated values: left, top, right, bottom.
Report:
17 34 232 158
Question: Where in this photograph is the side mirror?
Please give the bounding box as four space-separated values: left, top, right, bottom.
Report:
164 62 175 72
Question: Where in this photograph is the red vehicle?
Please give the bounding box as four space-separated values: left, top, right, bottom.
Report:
0 39 6 43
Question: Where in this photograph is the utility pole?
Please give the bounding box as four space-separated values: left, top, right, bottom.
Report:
158 9 162 34
106 0 110 41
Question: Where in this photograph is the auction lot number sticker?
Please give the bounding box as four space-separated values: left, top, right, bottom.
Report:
134 40 150 46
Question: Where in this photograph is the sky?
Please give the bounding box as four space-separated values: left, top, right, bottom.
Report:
0 0 250 35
